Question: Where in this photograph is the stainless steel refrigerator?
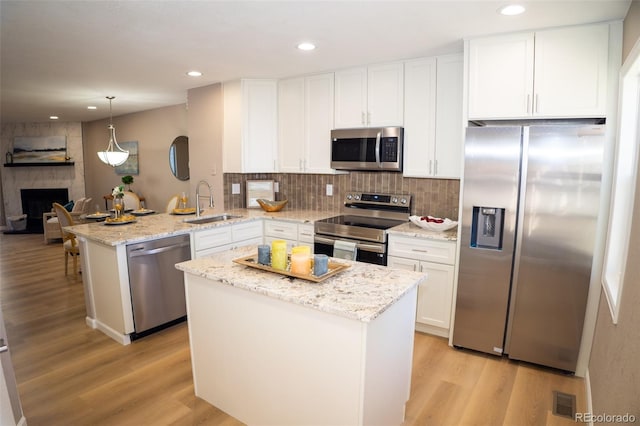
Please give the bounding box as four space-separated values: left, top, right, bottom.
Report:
452 123 604 372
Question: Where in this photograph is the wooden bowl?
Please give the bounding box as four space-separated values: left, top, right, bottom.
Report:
256 199 288 212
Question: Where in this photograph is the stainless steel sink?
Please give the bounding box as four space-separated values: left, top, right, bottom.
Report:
183 213 243 225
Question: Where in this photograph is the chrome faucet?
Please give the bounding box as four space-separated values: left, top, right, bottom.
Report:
195 180 214 217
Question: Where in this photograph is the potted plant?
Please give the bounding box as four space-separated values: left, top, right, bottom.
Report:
121 175 134 191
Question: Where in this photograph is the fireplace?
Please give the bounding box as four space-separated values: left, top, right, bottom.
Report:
20 188 69 233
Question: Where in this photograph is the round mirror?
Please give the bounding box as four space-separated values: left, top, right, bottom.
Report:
169 136 189 181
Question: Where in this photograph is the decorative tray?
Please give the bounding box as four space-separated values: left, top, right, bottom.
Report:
104 215 137 226
172 207 196 215
232 254 350 283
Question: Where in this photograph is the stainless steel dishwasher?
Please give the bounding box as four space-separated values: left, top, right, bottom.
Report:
126 234 191 339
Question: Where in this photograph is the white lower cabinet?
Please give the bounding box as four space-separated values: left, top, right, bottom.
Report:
194 221 263 258
264 220 314 251
387 234 456 337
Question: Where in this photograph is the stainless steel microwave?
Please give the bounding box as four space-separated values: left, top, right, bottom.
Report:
330 127 404 172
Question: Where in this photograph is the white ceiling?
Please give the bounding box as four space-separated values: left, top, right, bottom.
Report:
0 0 631 124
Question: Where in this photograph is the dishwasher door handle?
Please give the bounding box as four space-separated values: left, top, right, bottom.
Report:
128 242 191 258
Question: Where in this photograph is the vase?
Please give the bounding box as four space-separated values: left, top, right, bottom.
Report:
114 197 125 218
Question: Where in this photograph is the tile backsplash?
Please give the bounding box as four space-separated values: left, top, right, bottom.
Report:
224 172 459 220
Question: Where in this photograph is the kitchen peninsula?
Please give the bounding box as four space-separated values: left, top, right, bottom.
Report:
66 209 328 344
176 245 426 426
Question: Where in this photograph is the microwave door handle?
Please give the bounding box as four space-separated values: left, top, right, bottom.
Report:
375 131 382 168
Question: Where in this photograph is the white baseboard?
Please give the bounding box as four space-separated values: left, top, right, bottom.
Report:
585 368 594 426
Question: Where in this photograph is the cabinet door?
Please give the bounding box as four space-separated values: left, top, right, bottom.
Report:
304 73 335 173
467 32 535 119
434 54 463 178
533 24 609 118
242 80 278 172
232 220 263 243
334 67 367 128
367 62 404 127
278 77 305 172
416 262 455 329
403 57 437 177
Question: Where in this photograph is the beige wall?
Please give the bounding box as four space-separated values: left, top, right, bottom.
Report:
186 83 224 212
588 1 640 421
82 104 189 212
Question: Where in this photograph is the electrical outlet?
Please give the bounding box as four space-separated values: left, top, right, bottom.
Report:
274 182 279 192
326 184 333 196
232 183 241 195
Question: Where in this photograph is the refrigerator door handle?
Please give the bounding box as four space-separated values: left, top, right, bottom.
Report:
503 127 530 353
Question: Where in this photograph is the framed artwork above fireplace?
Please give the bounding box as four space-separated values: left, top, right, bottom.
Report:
12 136 70 164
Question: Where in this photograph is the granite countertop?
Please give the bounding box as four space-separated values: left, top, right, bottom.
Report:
387 221 458 242
66 205 457 246
176 245 426 323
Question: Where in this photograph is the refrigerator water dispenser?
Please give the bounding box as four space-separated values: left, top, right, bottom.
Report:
470 206 504 250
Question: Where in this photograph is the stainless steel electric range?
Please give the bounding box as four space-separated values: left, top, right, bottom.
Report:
314 191 411 266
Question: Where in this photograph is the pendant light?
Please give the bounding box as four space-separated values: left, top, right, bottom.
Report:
97 96 129 166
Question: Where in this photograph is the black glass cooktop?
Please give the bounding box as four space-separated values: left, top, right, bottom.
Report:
317 215 404 231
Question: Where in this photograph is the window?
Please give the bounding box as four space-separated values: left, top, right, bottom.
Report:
602 43 640 324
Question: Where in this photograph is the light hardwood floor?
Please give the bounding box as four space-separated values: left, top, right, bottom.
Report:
0 233 585 425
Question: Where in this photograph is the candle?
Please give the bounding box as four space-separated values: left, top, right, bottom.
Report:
313 254 329 276
290 245 311 274
290 252 311 275
271 240 287 270
257 244 271 265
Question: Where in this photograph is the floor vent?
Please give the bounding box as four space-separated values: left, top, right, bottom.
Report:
552 390 576 419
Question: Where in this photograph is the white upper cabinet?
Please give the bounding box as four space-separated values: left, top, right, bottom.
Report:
533 24 609 117
223 79 278 173
403 54 463 178
278 73 336 174
334 62 404 128
468 23 610 120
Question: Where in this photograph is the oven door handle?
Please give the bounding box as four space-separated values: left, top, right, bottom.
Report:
375 131 382 168
314 236 385 254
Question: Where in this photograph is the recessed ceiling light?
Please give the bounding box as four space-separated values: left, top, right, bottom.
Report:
49 115 59 120
87 106 97 110
297 42 316 51
499 4 525 15
187 70 202 77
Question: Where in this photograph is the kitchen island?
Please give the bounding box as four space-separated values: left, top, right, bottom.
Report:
176 245 426 426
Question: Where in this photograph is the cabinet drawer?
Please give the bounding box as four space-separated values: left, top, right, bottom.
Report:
233 220 263 242
194 226 233 252
264 220 298 239
388 235 455 265
297 224 315 243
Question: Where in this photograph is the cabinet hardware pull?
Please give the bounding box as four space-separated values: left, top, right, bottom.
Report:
0 338 8 354
411 249 429 253
367 112 371 125
526 94 531 114
534 94 539 114
434 160 438 175
429 160 433 175
361 112 365 125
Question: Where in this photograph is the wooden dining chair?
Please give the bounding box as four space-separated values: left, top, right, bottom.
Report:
121 191 141 210
166 195 179 213
52 202 80 280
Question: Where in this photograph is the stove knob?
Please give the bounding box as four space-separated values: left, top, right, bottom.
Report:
354 194 360 200
400 198 408 205
392 197 398 203
346 194 353 200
